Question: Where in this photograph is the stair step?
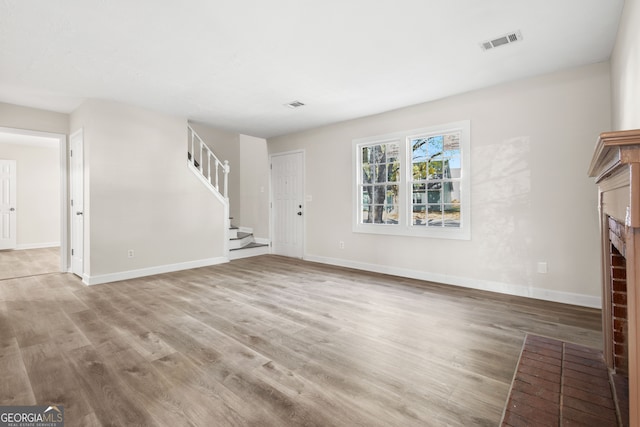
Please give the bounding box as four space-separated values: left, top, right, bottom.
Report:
229 232 254 250
230 242 268 251
229 242 270 260
227 224 267 258
232 232 252 240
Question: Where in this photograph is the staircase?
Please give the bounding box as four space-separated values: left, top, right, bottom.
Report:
187 125 270 260
228 224 270 260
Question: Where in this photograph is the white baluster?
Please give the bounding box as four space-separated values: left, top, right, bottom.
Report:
187 126 230 201
190 131 195 165
223 160 229 198
215 161 219 191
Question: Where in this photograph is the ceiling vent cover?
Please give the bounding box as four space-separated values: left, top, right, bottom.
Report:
285 101 305 109
480 30 523 51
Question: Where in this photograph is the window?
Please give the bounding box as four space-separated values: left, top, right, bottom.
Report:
360 141 400 224
353 120 470 239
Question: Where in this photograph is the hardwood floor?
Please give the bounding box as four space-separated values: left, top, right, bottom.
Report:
0 255 602 426
0 247 60 280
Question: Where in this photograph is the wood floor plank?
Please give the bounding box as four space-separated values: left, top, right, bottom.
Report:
20 342 94 422
151 351 285 426
0 254 604 426
65 345 159 426
0 341 35 406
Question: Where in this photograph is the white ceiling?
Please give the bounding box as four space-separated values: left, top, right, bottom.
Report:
0 1 625 138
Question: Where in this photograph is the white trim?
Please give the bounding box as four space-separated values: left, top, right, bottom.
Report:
254 237 271 245
229 245 270 260
83 257 229 286
304 254 601 309
16 242 60 250
60 132 68 273
69 128 84 278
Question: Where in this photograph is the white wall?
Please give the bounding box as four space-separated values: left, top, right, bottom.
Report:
0 102 69 135
70 100 227 282
611 0 640 130
239 134 269 239
0 142 60 248
268 62 611 307
188 122 241 223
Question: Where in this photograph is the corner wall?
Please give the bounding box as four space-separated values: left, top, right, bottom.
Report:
268 62 611 307
70 100 227 282
239 134 269 239
611 0 640 130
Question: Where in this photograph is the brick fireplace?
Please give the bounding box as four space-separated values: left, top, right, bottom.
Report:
589 129 640 425
609 218 629 376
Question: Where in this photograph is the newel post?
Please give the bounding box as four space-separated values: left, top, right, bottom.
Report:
224 160 230 199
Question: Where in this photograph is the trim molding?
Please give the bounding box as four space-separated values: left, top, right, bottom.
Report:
304 254 601 309
254 237 270 245
83 257 229 286
16 242 60 250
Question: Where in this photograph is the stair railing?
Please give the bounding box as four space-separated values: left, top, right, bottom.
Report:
188 125 229 199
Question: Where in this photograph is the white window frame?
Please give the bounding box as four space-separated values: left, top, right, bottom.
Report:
352 120 470 240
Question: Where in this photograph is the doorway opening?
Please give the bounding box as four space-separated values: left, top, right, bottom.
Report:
0 127 68 278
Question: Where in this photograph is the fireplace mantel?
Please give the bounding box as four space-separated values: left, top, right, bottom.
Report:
589 128 640 425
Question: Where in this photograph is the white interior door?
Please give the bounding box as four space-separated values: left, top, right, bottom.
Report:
0 160 17 250
271 151 304 258
70 130 84 277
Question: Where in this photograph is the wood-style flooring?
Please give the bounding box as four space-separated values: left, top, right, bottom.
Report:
0 247 60 280
0 255 602 426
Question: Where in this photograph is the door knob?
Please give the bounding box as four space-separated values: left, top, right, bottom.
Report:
76 211 83 216
297 211 302 216
9 207 15 211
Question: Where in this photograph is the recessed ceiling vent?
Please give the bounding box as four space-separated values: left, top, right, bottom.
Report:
480 30 523 51
285 101 305 109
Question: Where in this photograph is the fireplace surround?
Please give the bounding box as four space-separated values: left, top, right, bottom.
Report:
589 129 640 425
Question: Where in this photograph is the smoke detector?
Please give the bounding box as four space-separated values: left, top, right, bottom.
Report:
480 30 523 51
285 100 305 109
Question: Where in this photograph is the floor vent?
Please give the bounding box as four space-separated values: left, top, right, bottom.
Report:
480 30 523 51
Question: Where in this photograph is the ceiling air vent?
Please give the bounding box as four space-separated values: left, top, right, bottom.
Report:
285 100 305 109
480 30 523 51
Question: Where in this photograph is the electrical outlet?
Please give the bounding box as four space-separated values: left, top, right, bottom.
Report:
128 249 135 258
537 261 548 274
339 241 345 249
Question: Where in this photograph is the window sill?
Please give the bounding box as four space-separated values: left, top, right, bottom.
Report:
353 223 471 240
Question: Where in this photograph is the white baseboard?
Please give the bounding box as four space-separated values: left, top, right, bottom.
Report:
16 242 60 250
304 254 601 309
83 257 229 286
